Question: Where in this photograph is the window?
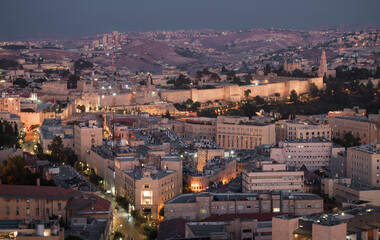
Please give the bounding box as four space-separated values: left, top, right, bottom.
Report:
6 207 10 215
16 207 19 215
307 204 312 208
26 208 30 215
58 203 61 211
246 205 251 209
36 208 39 216
242 229 252 233
26 199 30 203
46 208 50 216
144 184 150 189
5 198 10 202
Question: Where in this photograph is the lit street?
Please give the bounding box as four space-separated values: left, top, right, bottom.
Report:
102 194 145 240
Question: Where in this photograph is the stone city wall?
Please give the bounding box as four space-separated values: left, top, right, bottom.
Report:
160 77 323 103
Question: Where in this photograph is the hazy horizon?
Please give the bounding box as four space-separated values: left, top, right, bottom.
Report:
1 0 380 40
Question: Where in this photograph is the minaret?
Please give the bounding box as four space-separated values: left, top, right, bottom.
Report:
147 73 153 87
319 50 327 77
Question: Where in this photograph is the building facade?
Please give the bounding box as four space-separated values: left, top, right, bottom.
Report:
242 161 304 193
270 138 345 171
165 192 323 221
216 116 276 150
0 95 20 114
329 116 378 145
74 120 103 162
114 154 182 219
347 143 380 187
276 119 331 143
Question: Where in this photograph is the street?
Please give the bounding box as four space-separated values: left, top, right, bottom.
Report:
102 194 145 240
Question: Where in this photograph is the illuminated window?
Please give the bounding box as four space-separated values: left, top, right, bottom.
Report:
273 208 280 212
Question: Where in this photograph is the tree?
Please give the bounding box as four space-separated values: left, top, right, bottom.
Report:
0 120 18 148
159 207 164 218
112 231 124 240
13 78 29 88
244 89 251 99
343 132 361 148
290 90 298 103
254 95 265 105
310 83 319 98
264 64 272 75
76 105 85 113
131 210 147 225
49 136 65 163
143 225 158 240
116 195 130 213
1 156 27 184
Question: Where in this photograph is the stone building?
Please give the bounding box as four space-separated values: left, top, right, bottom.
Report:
40 119 74 153
329 116 378 145
242 161 304 193
0 94 20 114
276 119 331 143
74 120 103 162
347 143 380 187
284 59 301 72
270 138 345 171
0 185 111 227
216 116 276 150
164 192 323 221
186 157 236 192
114 154 182 219
272 207 380 240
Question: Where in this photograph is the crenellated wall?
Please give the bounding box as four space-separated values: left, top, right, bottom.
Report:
159 77 323 103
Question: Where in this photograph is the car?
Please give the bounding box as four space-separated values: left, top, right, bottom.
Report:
80 230 90 236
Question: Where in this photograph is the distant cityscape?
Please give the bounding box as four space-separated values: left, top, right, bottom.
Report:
0 25 379 240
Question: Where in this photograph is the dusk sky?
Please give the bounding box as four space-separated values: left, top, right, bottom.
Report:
1 0 380 38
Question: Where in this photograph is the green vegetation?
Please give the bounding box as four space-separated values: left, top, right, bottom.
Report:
131 209 148 226
112 231 124 240
0 120 19 148
76 105 86 113
74 59 93 70
143 224 158 240
13 78 29 88
116 195 130 213
0 59 20 69
333 132 361 149
174 99 201 112
159 207 164 218
1 156 55 186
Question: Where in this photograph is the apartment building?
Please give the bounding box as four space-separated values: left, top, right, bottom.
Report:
183 117 217 141
322 178 380 206
347 143 380 187
270 138 345 171
242 161 304 193
114 154 182 219
0 94 20 114
165 192 323 221
0 112 22 132
40 119 74 152
74 120 103 162
272 207 380 240
0 185 111 226
329 116 377 144
276 119 331 143
186 157 236 192
216 116 276 150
